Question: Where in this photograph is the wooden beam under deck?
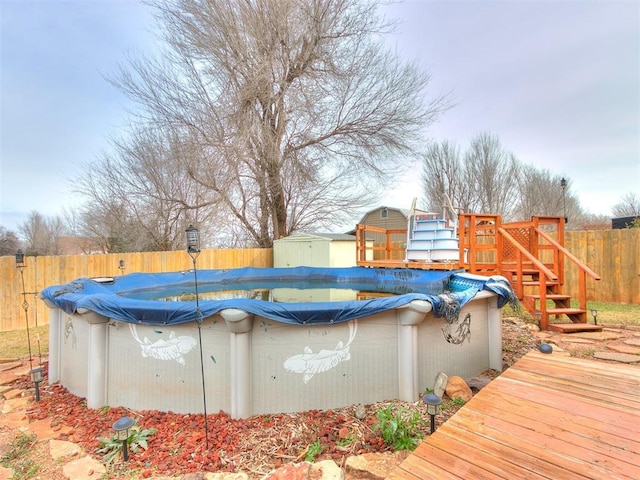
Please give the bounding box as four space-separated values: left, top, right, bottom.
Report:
356 259 461 271
389 351 640 479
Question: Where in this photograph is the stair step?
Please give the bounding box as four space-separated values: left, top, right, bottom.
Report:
502 268 540 275
546 308 586 315
521 281 560 287
548 323 603 333
525 294 571 300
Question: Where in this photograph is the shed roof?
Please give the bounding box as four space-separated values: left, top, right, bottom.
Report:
275 232 356 242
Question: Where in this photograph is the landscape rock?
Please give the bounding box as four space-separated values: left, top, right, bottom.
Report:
623 338 640 347
445 376 473 402
61 455 106 480
310 460 345 480
525 323 540 332
262 462 311 480
466 376 491 392
49 438 82 461
353 404 366 420
345 451 409 480
206 473 249 480
0 465 13 480
433 372 448 398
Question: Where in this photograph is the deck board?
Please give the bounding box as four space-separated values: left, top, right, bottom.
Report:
390 351 640 479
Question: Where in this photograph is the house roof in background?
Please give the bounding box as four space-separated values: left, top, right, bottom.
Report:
356 206 410 224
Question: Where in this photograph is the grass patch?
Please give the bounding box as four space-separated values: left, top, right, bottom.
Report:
575 301 640 326
0 431 39 479
0 325 49 360
504 301 640 327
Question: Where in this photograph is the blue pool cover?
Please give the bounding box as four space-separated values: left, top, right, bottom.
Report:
41 266 514 326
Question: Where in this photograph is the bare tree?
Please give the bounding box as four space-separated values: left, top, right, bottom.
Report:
76 125 218 252
463 133 520 219
514 166 584 222
421 133 520 219
18 211 67 256
420 141 473 213
0 226 21 256
612 192 640 217
101 0 448 247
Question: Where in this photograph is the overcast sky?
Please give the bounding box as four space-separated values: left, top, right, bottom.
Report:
1 0 638 234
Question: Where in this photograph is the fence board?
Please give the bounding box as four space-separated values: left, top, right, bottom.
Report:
0 248 273 332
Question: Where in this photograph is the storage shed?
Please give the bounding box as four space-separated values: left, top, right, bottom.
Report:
612 216 640 229
274 232 370 267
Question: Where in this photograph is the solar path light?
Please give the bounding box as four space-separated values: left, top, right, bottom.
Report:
423 392 443 434
29 366 44 402
112 416 136 461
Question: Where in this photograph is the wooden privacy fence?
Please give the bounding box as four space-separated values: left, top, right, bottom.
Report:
563 228 639 305
0 228 638 332
0 248 273 332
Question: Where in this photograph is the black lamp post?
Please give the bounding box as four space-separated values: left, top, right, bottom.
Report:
16 250 34 370
560 177 567 224
29 366 44 401
423 393 442 434
591 309 598 325
112 416 136 461
186 224 209 449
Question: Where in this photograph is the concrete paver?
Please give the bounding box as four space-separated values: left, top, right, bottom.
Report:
607 344 640 355
593 351 640 363
568 331 625 341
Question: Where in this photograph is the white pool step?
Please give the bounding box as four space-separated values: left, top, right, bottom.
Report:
406 218 460 262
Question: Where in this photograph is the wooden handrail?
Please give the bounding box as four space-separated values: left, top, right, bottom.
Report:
534 227 601 281
498 227 558 280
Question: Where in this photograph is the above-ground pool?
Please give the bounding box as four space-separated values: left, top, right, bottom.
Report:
41 266 513 418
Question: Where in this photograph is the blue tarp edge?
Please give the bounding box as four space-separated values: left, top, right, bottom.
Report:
41 267 514 326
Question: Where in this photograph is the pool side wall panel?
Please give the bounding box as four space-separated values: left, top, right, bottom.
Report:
416 293 500 392
106 320 231 414
44 292 502 418
251 313 399 415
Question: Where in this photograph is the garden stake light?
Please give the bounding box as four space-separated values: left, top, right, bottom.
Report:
119 259 125 275
15 250 34 370
29 366 44 402
112 416 136 461
186 224 209 450
534 311 542 329
591 309 598 325
423 392 442 434
560 177 567 223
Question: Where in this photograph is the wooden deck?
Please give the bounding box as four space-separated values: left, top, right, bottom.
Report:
389 351 640 479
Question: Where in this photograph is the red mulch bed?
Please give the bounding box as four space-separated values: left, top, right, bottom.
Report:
19 364 414 477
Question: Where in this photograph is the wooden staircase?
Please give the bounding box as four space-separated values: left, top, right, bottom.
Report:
459 214 601 332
